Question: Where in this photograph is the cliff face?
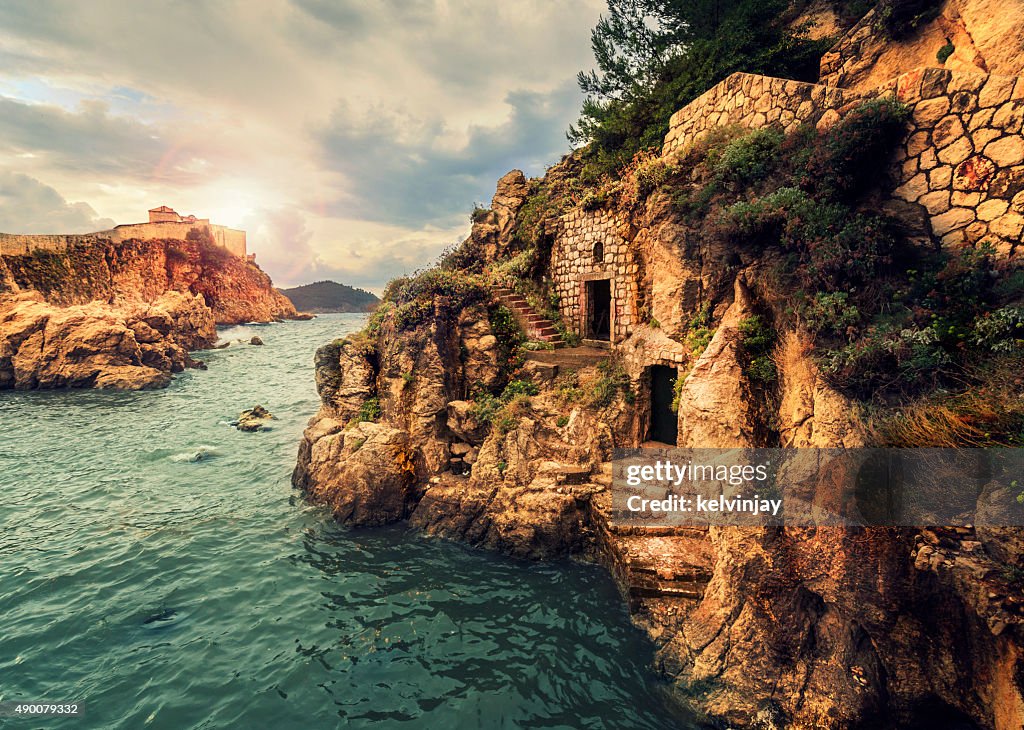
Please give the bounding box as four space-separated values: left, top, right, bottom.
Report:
0 289 215 390
295 147 1023 727
293 3 1024 726
820 0 1024 92
0 233 296 390
0 234 296 325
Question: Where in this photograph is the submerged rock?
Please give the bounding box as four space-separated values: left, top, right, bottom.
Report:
250 336 264 346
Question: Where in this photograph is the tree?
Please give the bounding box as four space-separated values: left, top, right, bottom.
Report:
569 0 834 175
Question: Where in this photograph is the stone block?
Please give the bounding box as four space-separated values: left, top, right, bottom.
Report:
977 199 1010 221
937 137 974 166
907 131 930 156
919 190 951 215
953 156 996 191
951 191 982 207
933 115 966 148
931 207 976 236
914 97 950 126
990 212 1024 239
985 137 1024 168
979 75 1017 108
929 165 953 190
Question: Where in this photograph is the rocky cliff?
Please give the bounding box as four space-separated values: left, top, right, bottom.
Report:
0 232 296 389
0 233 296 325
294 3 1024 727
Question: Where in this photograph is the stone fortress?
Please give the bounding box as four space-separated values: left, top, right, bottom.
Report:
0 205 248 259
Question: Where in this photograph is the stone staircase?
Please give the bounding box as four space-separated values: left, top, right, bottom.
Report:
493 287 565 348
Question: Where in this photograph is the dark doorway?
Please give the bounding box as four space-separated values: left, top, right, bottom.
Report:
648 365 678 445
586 279 611 341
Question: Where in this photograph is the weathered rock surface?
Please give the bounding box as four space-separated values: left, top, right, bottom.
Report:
293 80 1024 728
237 404 275 432
300 420 427 526
0 290 215 390
0 235 296 325
820 0 1024 92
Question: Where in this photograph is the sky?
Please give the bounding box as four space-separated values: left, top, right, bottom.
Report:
0 0 604 291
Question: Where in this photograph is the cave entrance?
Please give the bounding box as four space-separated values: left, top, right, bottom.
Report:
585 279 611 341
647 365 678 445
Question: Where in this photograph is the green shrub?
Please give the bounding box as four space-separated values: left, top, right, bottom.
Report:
580 189 609 211
738 315 777 384
686 303 715 355
470 204 492 223
801 292 862 336
634 156 675 198
972 306 1024 353
803 97 911 200
358 396 382 422
589 357 632 408
936 41 955 64
712 127 785 188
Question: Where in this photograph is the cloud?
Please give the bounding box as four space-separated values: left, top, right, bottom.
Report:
0 0 605 287
0 171 114 233
318 80 581 227
244 206 465 290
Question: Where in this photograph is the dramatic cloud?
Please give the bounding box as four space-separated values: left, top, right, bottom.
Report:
318 81 581 226
0 171 114 233
0 0 603 290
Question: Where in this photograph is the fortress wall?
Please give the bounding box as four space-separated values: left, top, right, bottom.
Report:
887 67 1024 254
211 226 246 258
552 208 637 344
662 68 1024 256
661 72 865 158
0 233 109 256
108 221 205 243
1 221 248 259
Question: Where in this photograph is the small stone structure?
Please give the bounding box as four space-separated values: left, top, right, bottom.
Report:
0 206 247 258
552 208 638 344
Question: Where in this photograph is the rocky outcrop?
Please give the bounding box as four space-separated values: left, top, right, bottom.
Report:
294 29 1024 720
1 234 296 325
467 169 530 261
237 404 275 432
820 0 1024 92
675 277 759 449
0 290 214 390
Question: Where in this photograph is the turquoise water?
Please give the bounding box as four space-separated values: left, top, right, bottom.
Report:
0 314 694 729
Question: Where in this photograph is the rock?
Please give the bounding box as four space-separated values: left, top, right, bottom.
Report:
237 404 275 432
250 335 264 346
292 312 316 320
0 290 215 390
446 400 489 444
675 276 758 448
985 136 1024 167
300 421 426 526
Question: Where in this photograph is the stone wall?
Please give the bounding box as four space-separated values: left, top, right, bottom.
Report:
661 67 1024 256
0 234 109 256
887 67 1024 253
661 72 865 157
0 221 247 258
551 209 638 344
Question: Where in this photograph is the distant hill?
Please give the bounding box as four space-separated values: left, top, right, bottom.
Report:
279 280 380 313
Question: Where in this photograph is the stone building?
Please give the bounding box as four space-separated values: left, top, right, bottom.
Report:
0 207 248 259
